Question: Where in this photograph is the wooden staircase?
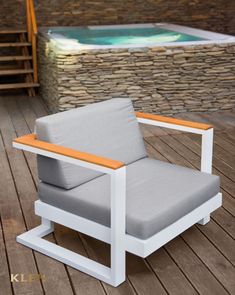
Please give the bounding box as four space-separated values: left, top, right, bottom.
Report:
0 0 39 96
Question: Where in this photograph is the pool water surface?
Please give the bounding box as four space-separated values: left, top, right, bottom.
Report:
49 27 207 46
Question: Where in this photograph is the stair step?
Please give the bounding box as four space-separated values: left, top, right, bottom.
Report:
0 64 19 70
0 55 32 61
0 69 34 76
0 29 27 34
0 42 31 47
0 82 39 90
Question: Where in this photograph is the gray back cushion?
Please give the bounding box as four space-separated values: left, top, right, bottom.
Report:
36 98 147 189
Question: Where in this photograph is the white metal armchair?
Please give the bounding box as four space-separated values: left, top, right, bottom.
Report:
13 98 222 287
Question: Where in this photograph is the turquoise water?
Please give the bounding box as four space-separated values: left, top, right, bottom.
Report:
51 27 206 46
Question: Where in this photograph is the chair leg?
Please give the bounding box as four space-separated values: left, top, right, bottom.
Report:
16 167 126 287
16 217 125 286
41 217 54 230
197 214 210 225
17 217 54 242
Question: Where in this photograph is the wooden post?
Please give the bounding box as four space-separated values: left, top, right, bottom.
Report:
29 0 38 35
26 0 32 42
32 34 38 83
27 0 38 83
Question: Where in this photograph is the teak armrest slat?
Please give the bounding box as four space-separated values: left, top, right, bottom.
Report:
14 134 124 170
135 112 213 130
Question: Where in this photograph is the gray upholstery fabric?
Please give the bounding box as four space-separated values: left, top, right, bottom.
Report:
36 98 146 189
38 158 220 239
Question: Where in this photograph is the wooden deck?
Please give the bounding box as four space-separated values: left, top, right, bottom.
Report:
0 94 234 295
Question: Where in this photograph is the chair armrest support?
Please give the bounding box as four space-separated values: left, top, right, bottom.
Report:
201 128 213 174
13 133 125 174
136 112 213 174
135 112 213 133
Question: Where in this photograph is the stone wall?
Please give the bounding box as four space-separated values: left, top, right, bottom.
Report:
1 0 235 35
38 36 235 115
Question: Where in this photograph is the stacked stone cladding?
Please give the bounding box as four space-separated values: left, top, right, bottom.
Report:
38 35 235 114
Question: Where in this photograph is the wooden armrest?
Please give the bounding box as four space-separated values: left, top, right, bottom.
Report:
13 134 125 170
135 112 213 130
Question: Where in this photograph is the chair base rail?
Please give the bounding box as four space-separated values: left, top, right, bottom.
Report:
138 193 221 257
17 193 222 286
17 223 117 286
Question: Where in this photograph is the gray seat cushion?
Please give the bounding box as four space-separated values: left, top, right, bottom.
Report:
36 98 146 189
38 158 220 240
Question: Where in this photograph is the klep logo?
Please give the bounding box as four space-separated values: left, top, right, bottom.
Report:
10 274 46 283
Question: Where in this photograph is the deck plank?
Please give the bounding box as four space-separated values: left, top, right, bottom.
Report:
0 216 13 295
166 237 229 295
214 133 235 156
146 248 198 295
222 131 235 144
221 190 235 217
182 227 235 294
197 219 235 263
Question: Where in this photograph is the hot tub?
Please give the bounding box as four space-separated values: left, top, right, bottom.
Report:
38 23 235 113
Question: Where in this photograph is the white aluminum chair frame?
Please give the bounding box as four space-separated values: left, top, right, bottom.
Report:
13 118 222 287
